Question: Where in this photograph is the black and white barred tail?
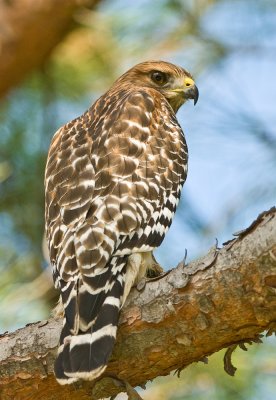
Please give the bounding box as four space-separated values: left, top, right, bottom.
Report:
54 256 127 384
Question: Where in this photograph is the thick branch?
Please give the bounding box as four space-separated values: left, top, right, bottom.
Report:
0 0 99 99
0 208 276 399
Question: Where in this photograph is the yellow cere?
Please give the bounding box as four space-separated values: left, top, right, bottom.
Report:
184 77 195 87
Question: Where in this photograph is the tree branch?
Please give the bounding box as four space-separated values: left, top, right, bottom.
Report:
0 207 276 399
0 0 99 99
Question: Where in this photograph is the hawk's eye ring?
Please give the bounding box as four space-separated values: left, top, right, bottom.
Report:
151 71 167 85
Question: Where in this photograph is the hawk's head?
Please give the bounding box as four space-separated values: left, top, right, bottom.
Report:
115 60 199 113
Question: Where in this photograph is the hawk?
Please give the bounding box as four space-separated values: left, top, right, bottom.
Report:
45 60 198 384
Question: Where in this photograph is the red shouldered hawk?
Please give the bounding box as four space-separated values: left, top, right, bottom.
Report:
45 61 198 384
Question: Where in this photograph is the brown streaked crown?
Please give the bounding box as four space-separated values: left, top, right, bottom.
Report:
114 60 191 86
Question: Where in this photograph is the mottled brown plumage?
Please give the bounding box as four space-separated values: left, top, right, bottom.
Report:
45 60 198 384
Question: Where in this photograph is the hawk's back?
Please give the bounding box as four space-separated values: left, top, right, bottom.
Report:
45 74 189 384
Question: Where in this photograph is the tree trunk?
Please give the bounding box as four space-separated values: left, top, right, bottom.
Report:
0 0 99 99
0 207 275 400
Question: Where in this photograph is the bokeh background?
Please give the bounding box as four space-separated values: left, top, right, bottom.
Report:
0 0 275 399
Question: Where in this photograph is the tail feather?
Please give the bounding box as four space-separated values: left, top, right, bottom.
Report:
60 280 79 335
54 256 127 384
54 321 78 385
78 272 112 331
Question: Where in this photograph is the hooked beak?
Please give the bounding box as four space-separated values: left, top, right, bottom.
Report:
186 84 199 106
183 77 199 105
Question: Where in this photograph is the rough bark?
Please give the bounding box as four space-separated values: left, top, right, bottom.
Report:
0 207 276 400
0 0 99 99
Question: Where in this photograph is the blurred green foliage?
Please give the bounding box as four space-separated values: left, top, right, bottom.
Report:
0 0 275 398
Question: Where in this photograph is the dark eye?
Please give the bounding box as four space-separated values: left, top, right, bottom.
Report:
151 71 167 85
